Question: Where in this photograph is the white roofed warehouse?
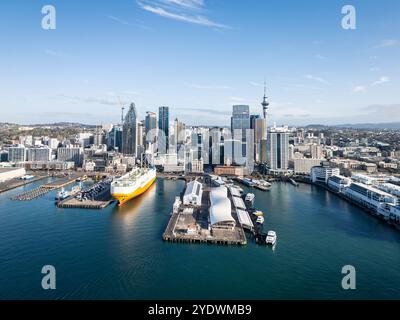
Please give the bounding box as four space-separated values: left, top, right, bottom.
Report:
209 186 236 230
183 180 203 206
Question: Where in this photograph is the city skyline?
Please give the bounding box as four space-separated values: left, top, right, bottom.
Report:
1 0 400 126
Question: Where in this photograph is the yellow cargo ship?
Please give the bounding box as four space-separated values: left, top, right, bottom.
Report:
110 167 157 206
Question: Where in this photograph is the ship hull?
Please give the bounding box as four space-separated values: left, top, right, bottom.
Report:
112 175 156 206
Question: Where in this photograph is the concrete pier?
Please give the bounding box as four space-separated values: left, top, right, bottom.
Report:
163 176 247 246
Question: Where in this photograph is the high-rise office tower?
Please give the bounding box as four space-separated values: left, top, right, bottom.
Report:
122 103 138 156
266 124 290 172
93 128 105 146
174 118 186 146
145 111 157 144
107 126 122 151
158 106 169 154
231 105 253 169
250 114 266 162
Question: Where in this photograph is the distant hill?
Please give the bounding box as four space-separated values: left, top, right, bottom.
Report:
303 122 400 130
29 122 97 128
333 122 400 129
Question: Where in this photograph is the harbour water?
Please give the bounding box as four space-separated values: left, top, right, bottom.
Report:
1 178 400 300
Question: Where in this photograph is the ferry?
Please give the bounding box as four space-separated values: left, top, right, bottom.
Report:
111 167 157 206
266 231 277 245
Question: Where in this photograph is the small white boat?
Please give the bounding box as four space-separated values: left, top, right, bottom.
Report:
245 193 255 203
266 231 277 245
55 188 70 201
256 216 264 224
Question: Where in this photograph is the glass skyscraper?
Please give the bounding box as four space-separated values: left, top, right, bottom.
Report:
158 106 169 154
122 103 138 156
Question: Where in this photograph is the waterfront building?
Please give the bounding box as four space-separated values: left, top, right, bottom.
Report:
57 146 83 167
327 175 351 192
310 162 340 184
266 125 290 173
209 186 236 230
214 165 245 177
26 146 51 162
0 150 8 162
122 103 138 156
377 183 400 197
158 106 169 154
183 180 203 206
16 161 75 171
8 145 26 163
344 182 398 212
290 158 325 175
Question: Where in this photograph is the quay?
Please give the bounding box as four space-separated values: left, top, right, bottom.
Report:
11 176 79 201
56 177 113 209
0 175 48 194
57 198 114 209
163 176 247 246
11 185 55 201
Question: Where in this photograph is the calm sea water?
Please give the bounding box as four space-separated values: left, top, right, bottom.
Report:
0 177 399 300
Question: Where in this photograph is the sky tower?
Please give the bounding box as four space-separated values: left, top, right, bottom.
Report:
261 81 269 139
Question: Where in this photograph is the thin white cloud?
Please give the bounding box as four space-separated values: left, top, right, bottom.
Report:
161 0 204 10
185 83 231 90
137 0 229 29
371 76 390 86
375 39 400 48
107 15 130 25
353 85 366 93
304 74 328 84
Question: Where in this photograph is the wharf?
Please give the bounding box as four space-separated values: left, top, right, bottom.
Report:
11 176 78 201
163 177 247 246
11 185 55 201
0 175 48 194
57 198 114 209
57 178 113 209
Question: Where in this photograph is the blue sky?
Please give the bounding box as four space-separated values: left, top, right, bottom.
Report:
0 0 399 126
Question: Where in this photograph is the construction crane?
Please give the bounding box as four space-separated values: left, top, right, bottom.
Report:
118 96 125 126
